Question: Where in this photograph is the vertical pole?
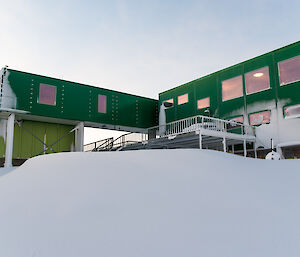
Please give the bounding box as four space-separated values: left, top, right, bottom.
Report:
254 142 257 159
4 113 15 168
232 144 235 154
75 122 84 152
243 140 247 157
223 137 226 152
199 133 202 149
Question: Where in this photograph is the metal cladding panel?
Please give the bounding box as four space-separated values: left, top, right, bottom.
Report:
159 41 300 123
4 70 158 129
0 120 75 159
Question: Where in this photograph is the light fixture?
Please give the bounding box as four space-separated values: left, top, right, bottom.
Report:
253 72 264 78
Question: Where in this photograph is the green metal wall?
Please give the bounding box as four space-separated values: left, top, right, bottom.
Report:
5 70 158 129
0 120 75 159
159 41 300 122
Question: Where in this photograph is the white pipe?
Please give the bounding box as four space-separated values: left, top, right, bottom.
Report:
4 113 15 168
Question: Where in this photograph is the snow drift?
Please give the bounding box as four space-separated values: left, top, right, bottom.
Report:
0 149 300 257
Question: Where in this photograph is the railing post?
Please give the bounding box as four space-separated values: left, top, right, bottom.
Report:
243 140 247 157
199 133 202 149
223 137 226 152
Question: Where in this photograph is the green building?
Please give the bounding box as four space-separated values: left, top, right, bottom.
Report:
0 68 158 166
1 41 300 165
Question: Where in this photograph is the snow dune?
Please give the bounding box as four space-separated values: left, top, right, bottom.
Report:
0 149 299 257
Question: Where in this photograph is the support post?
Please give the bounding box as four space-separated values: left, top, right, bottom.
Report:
243 140 247 157
199 133 202 149
223 137 226 152
4 113 15 168
254 142 257 159
75 122 84 152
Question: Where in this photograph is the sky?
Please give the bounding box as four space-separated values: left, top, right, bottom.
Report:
1 0 299 143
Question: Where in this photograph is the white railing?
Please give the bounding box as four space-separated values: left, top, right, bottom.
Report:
148 115 255 139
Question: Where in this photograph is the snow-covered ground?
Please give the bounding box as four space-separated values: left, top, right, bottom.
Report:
0 149 299 257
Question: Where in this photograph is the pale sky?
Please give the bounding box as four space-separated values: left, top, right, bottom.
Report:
1 0 299 143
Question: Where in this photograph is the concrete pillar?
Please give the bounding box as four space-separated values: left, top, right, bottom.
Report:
4 113 15 168
75 122 84 152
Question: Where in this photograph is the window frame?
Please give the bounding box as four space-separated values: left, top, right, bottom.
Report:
38 83 57 106
165 98 174 107
283 104 300 119
249 110 271 126
98 94 107 114
226 115 244 130
221 75 244 102
245 66 271 95
197 97 210 110
278 55 300 86
177 93 189 105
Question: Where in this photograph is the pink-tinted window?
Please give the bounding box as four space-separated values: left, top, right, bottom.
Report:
165 98 174 104
38 84 56 105
245 66 270 94
197 97 210 109
98 94 107 113
249 111 271 125
227 115 244 129
231 116 244 123
284 104 300 119
278 55 300 86
178 94 188 105
222 75 243 101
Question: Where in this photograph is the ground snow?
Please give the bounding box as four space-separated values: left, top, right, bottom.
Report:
0 149 300 257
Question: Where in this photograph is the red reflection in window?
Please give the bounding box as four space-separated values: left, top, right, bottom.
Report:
249 111 271 125
222 76 243 101
178 94 188 105
284 104 300 119
245 67 270 94
39 84 56 105
197 97 210 109
278 55 300 86
98 95 107 113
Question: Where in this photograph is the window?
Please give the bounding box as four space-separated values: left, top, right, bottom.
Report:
38 84 56 105
278 55 300 86
245 66 270 94
197 97 210 109
178 94 188 105
284 104 300 119
230 116 244 123
98 94 107 113
222 75 243 101
227 116 244 129
249 111 271 125
165 98 174 104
